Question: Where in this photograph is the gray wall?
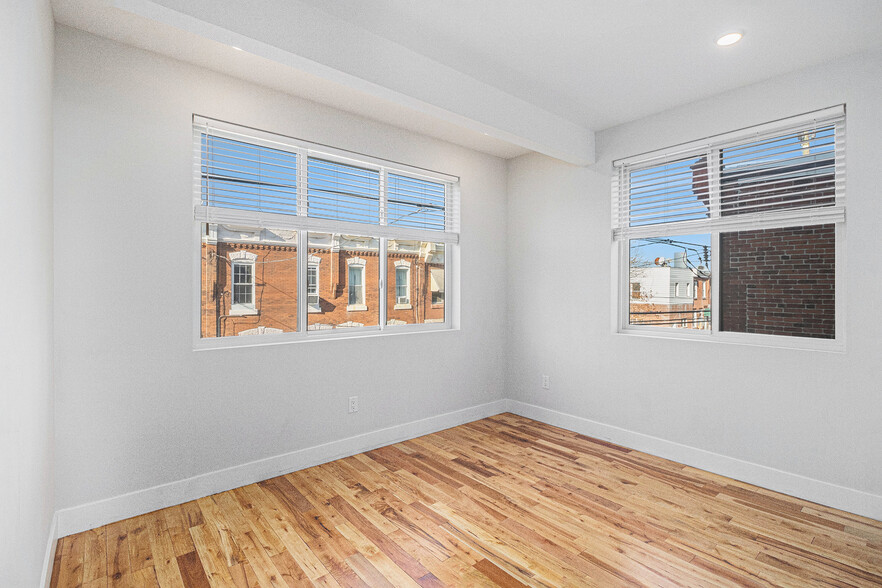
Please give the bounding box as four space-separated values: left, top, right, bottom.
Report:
0 0 56 585
53 26 508 512
506 48 882 508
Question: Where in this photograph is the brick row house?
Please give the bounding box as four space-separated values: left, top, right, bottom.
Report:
201 224 445 337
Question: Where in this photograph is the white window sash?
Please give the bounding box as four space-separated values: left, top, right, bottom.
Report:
194 116 457 347
612 106 846 350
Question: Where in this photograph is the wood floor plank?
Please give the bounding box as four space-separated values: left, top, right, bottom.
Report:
57 533 85 588
176 551 211 588
49 538 65 588
145 514 186 588
51 415 882 587
126 515 155 572
106 520 131 586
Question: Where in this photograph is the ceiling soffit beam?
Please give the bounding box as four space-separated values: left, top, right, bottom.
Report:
114 0 595 165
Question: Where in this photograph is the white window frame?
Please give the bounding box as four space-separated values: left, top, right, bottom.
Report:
193 116 459 349
611 105 846 352
394 260 411 309
229 250 257 316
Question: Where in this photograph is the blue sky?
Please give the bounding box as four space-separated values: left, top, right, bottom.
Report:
201 134 446 231
628 124 835 267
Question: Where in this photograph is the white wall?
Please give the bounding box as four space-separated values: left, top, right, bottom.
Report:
0 0 56 585
53 26 508 523
506 49 882 517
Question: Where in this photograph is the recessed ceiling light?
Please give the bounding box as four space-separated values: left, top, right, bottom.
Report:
716 32 743 47
232 46 243 51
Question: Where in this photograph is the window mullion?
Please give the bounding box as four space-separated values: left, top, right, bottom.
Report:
711 231 720 334
379 169 388 227
297 148 308 218
379 237 387 330
297 230 307 333
708 148 721 221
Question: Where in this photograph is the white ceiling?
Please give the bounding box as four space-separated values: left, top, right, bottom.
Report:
297 0 882 131
52 0 882 164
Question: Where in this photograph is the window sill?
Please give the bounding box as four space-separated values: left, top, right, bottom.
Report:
229 306 258 316
616 326 844 353
308 306 322 314
195 322 457 350
346 304 368 312
394 303 412 310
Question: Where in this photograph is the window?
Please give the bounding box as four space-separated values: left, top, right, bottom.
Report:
229 250 257 316
195 116 459 345
613 106 844 348
307 258 320 312
347 260 366 309
232 263 253 305
430 267 445 306
394 262 410 307
387 240 445 325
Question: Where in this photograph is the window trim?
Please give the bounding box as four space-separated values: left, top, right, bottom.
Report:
612 106 846 352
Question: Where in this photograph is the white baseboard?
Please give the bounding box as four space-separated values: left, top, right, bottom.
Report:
507 400 882 522
55 399 508 538
39 513 58 588
51 396 881 544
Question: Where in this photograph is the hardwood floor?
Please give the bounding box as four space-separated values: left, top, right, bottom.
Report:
50 414 882 587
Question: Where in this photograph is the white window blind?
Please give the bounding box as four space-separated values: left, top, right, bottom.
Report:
194 116 460 243
612 105 846 240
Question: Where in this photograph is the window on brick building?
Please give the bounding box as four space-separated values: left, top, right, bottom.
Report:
229 250 258 316
613 106 844 349
307 262 320 312
195 116 459 346
395 265 410 306
348 264 365 308
430 268 445 306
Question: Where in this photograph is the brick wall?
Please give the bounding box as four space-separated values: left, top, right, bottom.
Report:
202 242 299 337
201 242 444 337
720 224 835 339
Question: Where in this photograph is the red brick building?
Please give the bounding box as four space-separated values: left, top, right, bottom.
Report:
692 151 836 339
201 225 445 338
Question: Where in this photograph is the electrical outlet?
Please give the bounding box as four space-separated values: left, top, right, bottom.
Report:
541 375 550 390
348 395 359 413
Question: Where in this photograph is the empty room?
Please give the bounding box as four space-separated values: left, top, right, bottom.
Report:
4 0 882 586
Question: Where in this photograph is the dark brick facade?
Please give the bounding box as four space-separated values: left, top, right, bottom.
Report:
719 224 835 339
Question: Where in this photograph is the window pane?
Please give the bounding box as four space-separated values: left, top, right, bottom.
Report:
387 240 445 325
307 265 319 307
307 232 378 330
387 174 446 231
200 223 297 338
720 126 836 216
201 135 298 215
629 234 711 330
307 158 380 224
628 157 709 227
348 267 364 304
720 224 835 339
395 267 408 302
